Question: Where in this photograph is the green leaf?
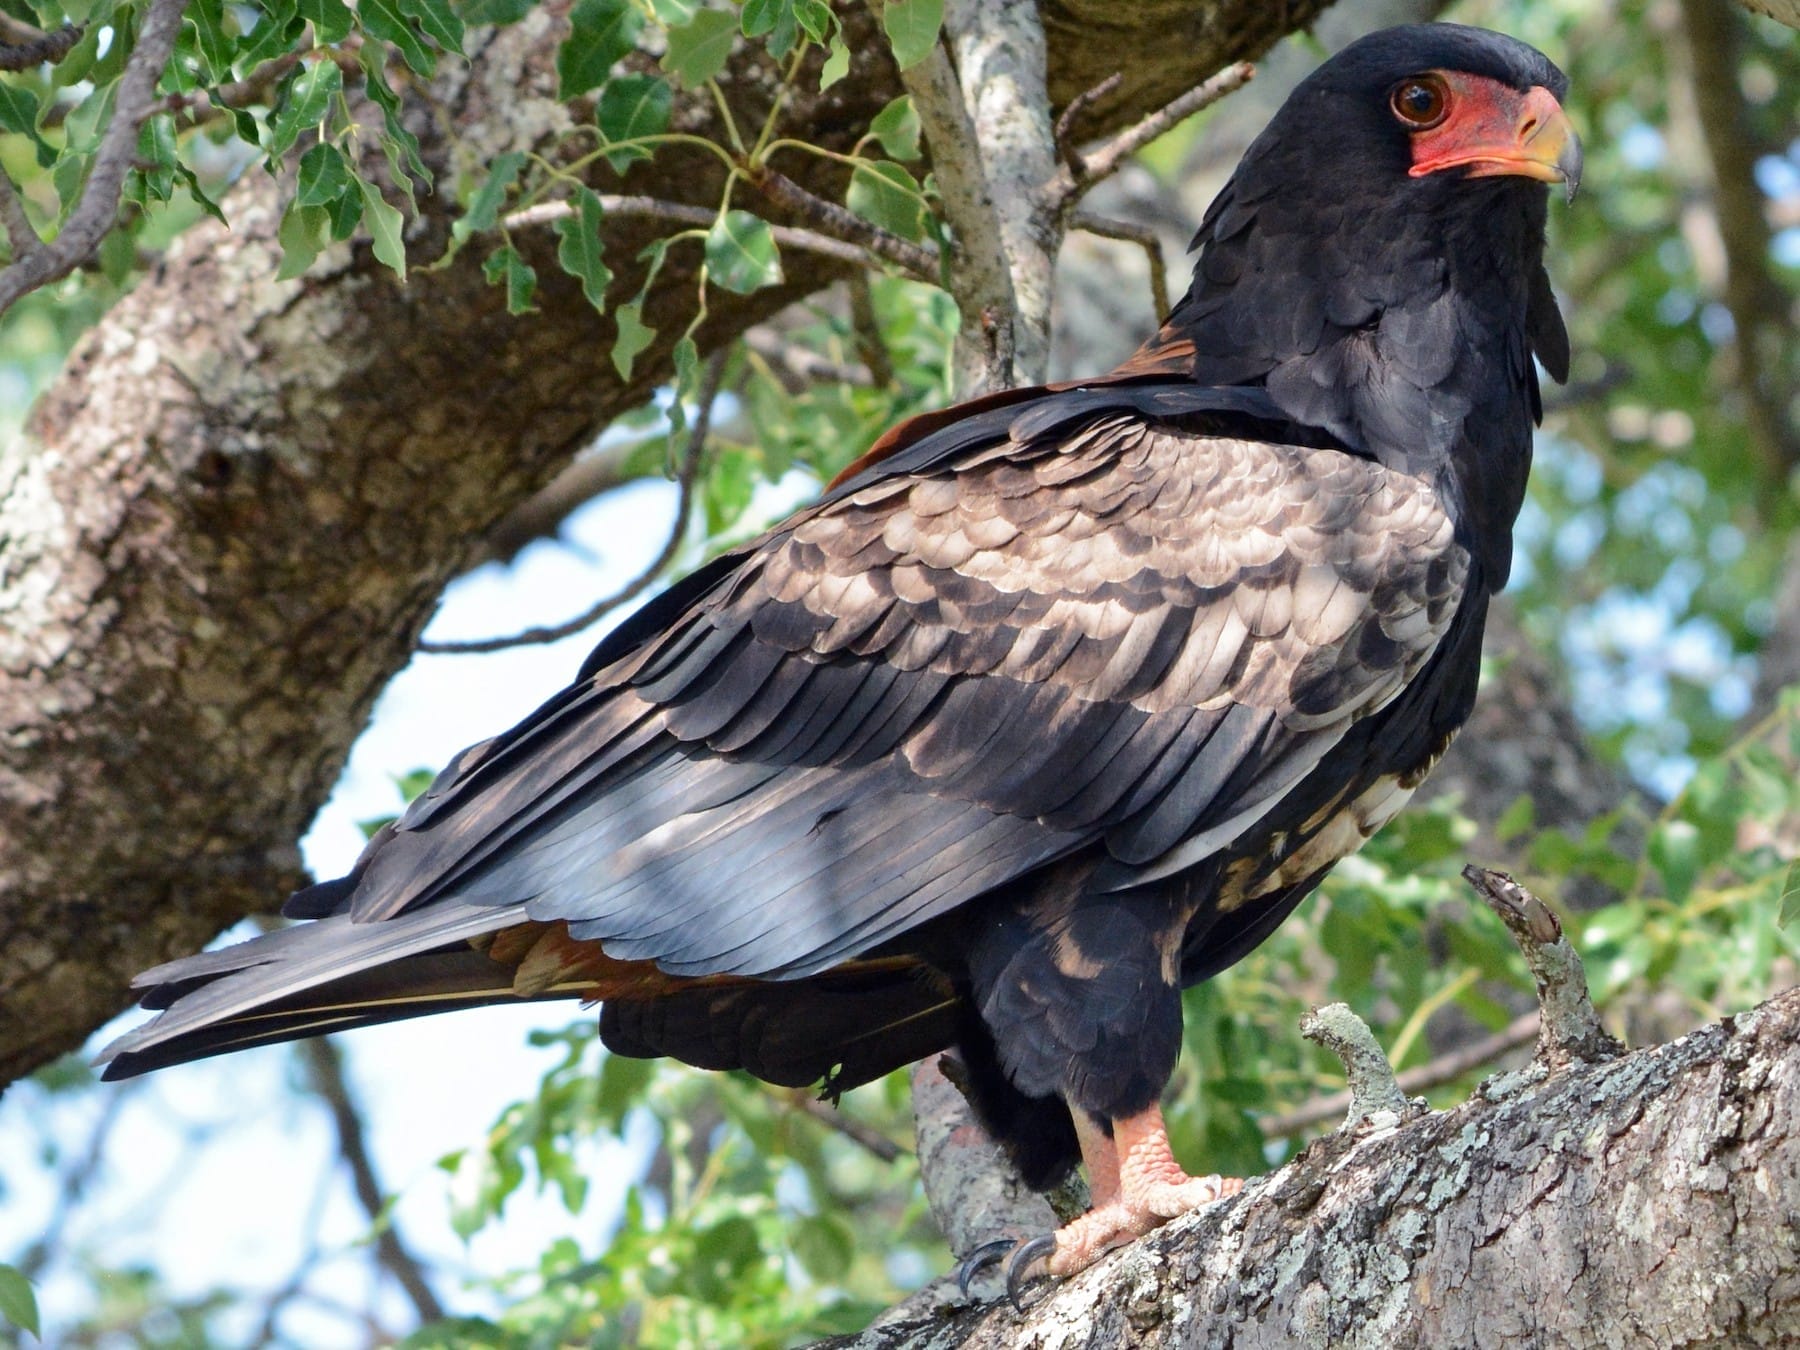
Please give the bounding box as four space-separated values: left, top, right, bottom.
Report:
483 242 537 312
818 34 849 89
297 142 351 207
554 187 612 309
276 199 332 279
400 0 464 54
881 0 941 70
0 82 51 167
359 178 408 278
793 0 831 41
298 0 353 43
869 94 920 160
133 114 178 203
324 184 364 239
239 0 303 66
358 44 430 190
646 0 697 22
453 149 526 243
692 1214 762 1302
663 332 699 437
661 8 735 89
187 0 236 82
49 20 101 88
360 0 436 75
611 299 654 378
790 1213 854 1282
596 73 671 170
846 160 924 239
741 0 796 58
1493 793 1535 845
558 0 639 98
1648 819 1701 904
458 0 531 22
0 1265 38 1339
1779 860 1800 930
174 161 230 225
704 209 782 293
595 1050 655 1127
265 59 341 161
61 80 113 154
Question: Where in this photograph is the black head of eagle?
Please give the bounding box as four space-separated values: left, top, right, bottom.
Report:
101 22 1577 1293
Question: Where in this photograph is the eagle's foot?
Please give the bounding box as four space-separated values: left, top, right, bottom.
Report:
955 1159 1243 1310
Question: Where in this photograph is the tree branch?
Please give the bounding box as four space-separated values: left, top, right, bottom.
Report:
0 20 80 72
1069 210 1171 318
418 349 725 655
747 169 940 280
1672 0 1799 481
781 1088 908 1164
869 0 1018 394
298 1036 447 1326
507 193 898 274
1462 866 1624 1070
1059 60 1255 196
1260 1011 1541 1139
0 0 188 316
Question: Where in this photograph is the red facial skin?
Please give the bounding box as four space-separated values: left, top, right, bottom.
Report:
1404 72 1580 193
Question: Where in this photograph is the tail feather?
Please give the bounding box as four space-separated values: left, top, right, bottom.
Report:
97 901 533 1078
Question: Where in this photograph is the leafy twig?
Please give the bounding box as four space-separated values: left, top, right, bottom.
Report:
0 0 190 317
748 167 938 280
418 349 727 656
505 193 885 271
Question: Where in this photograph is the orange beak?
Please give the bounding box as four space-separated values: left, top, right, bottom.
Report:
1409 81 1582 204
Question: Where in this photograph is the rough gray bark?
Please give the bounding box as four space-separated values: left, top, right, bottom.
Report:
824 982 1800 1349
0 1 1333 1085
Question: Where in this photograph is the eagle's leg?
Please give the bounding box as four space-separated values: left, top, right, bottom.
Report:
960 1103 1244 1307
1036 1105 1243 1278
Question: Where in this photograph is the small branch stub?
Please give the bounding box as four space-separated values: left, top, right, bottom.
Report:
1299 1001 1413 1131
1462 865 1624 1070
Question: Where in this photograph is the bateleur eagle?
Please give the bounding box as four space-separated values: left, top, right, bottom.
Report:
101 22 1580 1291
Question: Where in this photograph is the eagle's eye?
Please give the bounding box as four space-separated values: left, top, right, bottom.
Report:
1390 75 1450 130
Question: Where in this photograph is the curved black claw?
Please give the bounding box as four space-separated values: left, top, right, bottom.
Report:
1004 1233 1058 1312
955 1238 1017 1301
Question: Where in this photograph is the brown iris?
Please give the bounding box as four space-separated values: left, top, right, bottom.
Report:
1390 74 1451 129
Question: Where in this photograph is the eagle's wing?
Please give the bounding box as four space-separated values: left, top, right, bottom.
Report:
102 385 1465 1073
320 387 1464 969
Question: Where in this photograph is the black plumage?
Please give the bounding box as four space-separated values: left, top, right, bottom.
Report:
101 23 1579 1279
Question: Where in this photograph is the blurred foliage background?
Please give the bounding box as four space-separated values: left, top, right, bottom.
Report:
1 0 1798 1344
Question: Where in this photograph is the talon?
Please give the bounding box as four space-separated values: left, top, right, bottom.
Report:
955 1237 1017 1300
1005 1233 1058 1311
